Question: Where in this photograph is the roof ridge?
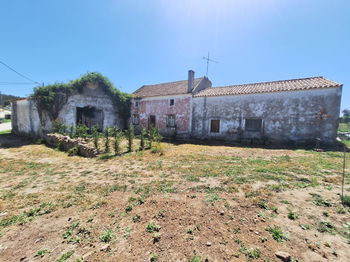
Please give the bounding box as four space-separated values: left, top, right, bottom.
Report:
212 76 325 89
142 77 204 88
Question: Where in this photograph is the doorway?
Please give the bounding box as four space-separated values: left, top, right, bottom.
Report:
76 106 104 130
149 115 156 129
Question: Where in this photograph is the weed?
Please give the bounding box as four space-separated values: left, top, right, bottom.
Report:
205 193 219 203
146 222 161 233
150 252 158 262
153 232 161 243
188 256 203 262
37 248 48 257
317 221 336 233
300 224 311 230
341 195 350 207
310 193 332 207
266 225 289 242
132 214 141 223
100 229 114 242
337 207 347 214
125 204 133 213
56 251 74 262
287 211 299 220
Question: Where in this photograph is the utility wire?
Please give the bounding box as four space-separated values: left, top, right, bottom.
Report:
0 60 40 84
0 82 38 85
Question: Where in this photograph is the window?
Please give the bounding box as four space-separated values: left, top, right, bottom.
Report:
245 119 262 132
170 99 175 106
132 114 140 125
135 101 139 107
167 114 176 127
210 119 220 133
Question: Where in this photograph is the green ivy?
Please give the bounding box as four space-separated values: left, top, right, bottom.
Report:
33 72 131 124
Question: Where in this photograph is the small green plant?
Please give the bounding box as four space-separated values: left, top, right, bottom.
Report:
104 128 110 153
148 127 162 148
266 225 289 242
52 120 68 135
310 193 332 207
188 256 203 262
317 220 336 233
75 124 89 139
125 204 133 213
37 248 48 257
150 252 158 262
146 222 161 233
132 214 141 223
92 125 100 152
140 127 147 150
56 251 74 262
100 229 114 242
205 193 219 203
287 211 299 220
69 124 75 138
112 127 124 155
341 195 350 207
125 125 135 152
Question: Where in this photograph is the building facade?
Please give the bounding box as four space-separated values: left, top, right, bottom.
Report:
132 72 342 145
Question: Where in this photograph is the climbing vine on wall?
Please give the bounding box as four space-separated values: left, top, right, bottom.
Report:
33 72 131 125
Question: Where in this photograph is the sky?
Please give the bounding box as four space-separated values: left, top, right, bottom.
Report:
0 0 349 112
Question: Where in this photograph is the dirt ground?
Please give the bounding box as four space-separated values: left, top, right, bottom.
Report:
0 134 349 262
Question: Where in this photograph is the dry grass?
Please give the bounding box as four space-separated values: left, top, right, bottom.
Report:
0 134 349 261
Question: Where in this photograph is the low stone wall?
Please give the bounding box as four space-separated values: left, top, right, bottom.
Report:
45 133 98 157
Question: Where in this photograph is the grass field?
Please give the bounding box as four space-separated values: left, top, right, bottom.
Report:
0 134 349 261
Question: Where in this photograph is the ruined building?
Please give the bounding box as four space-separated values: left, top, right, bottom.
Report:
12 70 342 145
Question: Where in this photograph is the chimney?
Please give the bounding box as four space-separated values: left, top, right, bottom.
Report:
188 70 195 92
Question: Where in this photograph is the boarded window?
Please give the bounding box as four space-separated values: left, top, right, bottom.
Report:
170 99 175 106
132 114 140 125
167 114 176 127
210 119 220 133
245 119 262 131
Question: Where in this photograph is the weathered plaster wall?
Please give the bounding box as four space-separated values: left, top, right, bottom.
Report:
12 85 123 138
131 95 191 136
12 99 42 137
192 87 342 144
57 86 121 129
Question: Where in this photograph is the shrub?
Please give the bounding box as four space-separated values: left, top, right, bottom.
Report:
125 125 135 152
100 229 114 242
341 195 350 207
146 222 161 233
92 125 100 152
76 124 89 139
69 124 75 138
148 127 162 148
140 127 147 150
52 120 68 135
112 127 124 155
104 128 110 153
266 225 289 242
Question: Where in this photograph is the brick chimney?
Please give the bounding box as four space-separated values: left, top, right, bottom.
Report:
188 70 195 92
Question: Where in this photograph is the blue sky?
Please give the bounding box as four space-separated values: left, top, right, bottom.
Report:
1 0 349 112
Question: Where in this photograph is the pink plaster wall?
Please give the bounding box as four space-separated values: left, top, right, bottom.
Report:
131 96 191 135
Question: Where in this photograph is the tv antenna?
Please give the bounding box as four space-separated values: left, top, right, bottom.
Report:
202 52 218 77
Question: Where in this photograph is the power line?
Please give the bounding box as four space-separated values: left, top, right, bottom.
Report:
0 60 40 84
0 82 38 85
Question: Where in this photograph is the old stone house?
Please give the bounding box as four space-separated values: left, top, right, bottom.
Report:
131 71 342 144
12 77 125 137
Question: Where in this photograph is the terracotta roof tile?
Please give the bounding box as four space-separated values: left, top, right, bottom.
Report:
194 76 342 97
133 78 204 98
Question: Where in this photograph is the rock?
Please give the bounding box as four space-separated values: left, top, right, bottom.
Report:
0 212 7 217
100 244 110 252
219 210 225 216
275 251 291 262
206 242 212 247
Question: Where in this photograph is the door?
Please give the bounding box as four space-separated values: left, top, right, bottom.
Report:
149 115 156 129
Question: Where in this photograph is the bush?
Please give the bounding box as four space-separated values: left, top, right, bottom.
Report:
139 127 147 150
92 125 100 152
104 128 110 153
76 124 89 139
342 195 350 207
148 127 162 148
125 125 135 152
112 127 124 155
52 120 68 135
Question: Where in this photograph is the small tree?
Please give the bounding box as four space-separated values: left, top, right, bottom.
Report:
76 124 89 139
104 128 110 153
69 124 75 138
140 127 147 150
125 125 135 152
112 127 124 155
52 120 68 135
92 125 100 153
148 127 162 149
